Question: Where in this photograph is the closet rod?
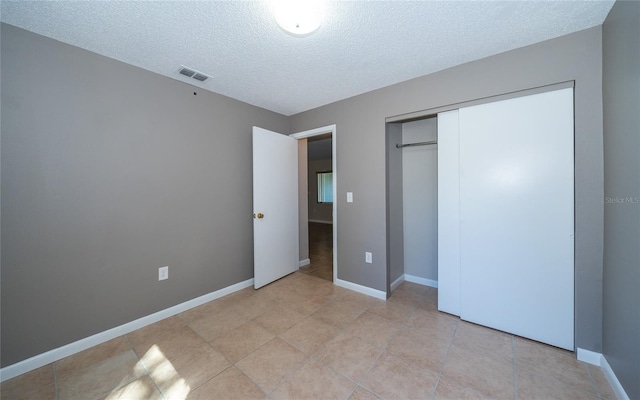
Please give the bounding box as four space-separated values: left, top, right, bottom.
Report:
396 140 437 149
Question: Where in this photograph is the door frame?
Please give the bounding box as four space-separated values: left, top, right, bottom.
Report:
290 124 337 283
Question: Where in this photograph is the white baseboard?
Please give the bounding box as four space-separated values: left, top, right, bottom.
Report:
0 278 255 382
335 278 386 300
576 348 630 400
389 273 439 293
576 348 602 366
298 258 311 267
390 275 404 292
308 219 332 224
404 274 438 288
601 353 630 400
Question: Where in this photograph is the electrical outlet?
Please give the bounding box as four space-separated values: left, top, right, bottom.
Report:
365 252 372 263
158 266 168 281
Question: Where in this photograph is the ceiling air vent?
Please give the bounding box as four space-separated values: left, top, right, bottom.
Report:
179 67 196 77
178 66 210 83
192 73 208 82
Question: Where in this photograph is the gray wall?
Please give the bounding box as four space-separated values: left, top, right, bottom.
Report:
402 119 437 281
0 24 289 366
602 1 640 398
291 27 604 352
308 159 333 223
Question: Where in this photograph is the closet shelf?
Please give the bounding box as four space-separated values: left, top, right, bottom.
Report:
396 140 438 148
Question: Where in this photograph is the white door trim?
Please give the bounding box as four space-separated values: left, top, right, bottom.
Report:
290 124 337 284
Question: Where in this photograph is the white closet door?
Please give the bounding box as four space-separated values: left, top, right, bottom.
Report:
459 88 574 350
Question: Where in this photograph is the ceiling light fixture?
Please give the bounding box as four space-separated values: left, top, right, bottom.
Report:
272 0 325 36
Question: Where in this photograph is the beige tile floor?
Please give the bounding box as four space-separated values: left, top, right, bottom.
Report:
1 273 615 400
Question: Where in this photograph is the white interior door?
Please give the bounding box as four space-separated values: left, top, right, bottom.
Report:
458 88 574 350
253 126 299 289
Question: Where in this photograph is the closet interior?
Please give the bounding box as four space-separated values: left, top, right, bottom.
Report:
386 116 439 293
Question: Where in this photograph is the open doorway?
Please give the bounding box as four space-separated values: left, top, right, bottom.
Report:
300 134 333 281
290 125 337 283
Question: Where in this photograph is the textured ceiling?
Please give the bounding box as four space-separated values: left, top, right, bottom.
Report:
1 1 614 116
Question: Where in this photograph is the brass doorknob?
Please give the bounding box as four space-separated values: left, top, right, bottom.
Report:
256 213 264 219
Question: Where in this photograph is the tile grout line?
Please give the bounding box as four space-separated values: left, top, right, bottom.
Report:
183 302 278 397
584 361 604 399
430 317 461 400
124 333 179 400
121 334 164 400
268 310 356 396
137 348 167 400
148 373 167 400
234 358 275 399
354 291 424 399
186 321 247 395
320 335 385 399
123 334 139 359
53 362 60 400
263 353 312 397
266 322 345 398
397 294 441 396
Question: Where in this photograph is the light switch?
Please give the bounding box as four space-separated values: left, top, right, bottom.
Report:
365 252 372 263
347 192 353 203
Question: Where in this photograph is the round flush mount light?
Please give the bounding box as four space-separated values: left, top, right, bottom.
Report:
272 0 326 35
